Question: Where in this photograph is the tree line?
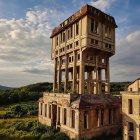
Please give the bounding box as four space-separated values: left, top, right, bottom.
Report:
0 82 130 105
0 82 53 105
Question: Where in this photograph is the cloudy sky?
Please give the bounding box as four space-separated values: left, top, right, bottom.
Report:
0 0 140 87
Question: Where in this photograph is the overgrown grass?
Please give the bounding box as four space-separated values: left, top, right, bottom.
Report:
0 101 70 140
0 101 38 119
0 117 70 140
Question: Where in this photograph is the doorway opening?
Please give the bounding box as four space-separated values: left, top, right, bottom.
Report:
52 104 57 127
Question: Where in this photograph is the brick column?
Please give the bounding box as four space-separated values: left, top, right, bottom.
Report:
94 56 98 94
39 102 41 115
73 51 77 93
75 110 80 132
42 103 45 117
67 108 70 127
105 58 110 94
136 126 139 140
97 109 101 127
58 57 62 92
123 122 128 140
98 68 102 94
60 107 63 124
50 104 52 120
64 54 68 93
87 71 92 94
53 58 57 92
79 51 85 94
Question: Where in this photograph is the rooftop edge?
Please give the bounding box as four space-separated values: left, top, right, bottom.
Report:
50 4 118 38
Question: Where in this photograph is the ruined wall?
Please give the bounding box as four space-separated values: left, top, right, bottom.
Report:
122 92 140 140
128 79 140 92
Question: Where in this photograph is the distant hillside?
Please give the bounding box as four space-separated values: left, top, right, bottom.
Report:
0 81 130 105
16 82 53 92
110 82 130 95
0 82 53 105
0 85 14 90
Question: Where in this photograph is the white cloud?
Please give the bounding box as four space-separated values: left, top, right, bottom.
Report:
9 29 22 39
126 31 140 43
0 8 64 63
89 0 116 11
0 1 139 86
26 11 38 23
0 7 65 86
111 30 140 82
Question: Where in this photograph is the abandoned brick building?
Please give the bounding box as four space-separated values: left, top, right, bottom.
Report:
122 78 140 140
39 4 121 139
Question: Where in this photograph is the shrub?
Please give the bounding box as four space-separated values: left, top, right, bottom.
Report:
0 101 38 119
0 118 71 140
53 132 70 140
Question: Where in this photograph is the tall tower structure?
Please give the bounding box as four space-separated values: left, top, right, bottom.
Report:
39 5 121 140
50 4 117 94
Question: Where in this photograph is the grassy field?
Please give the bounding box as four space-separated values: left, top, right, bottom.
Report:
0 101 38 119
0 102 70 140
0 117 37 140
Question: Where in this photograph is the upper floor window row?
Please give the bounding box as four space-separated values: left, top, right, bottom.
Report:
105 43 112 49
55 22 79 45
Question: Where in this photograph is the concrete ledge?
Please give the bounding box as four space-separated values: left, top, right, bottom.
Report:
43 92 71 98
121 91 140 95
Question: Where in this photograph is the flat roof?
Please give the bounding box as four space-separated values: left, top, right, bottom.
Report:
121 91 140 95
50 4 117 38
